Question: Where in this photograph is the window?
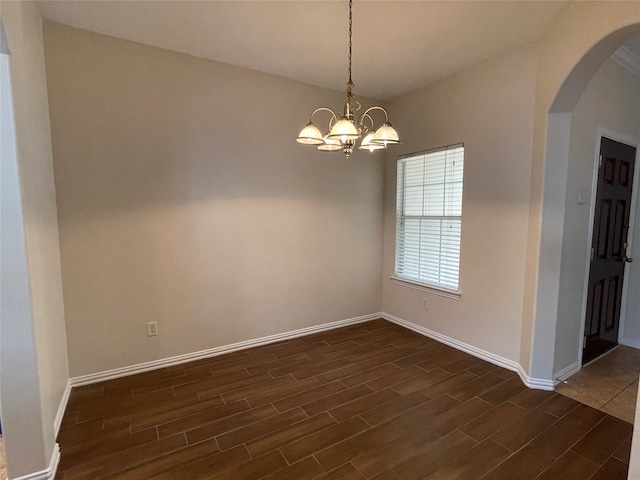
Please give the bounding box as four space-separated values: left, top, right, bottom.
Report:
395 144 464 294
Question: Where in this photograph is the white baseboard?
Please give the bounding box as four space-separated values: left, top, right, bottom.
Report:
553 361 581 383
517 366 555 391
381 313 520 371
381 312 555 391
68 311 556 392
70 313 382 387
54 380 72 437
13 444 60 480
620 338 640 350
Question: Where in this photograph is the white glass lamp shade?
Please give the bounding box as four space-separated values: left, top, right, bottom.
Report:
372 123 400 146
317 135 342 152
359 132 386 152
327 118 360 143
296 123 324 145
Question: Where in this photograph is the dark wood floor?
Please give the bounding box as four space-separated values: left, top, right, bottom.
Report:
55 320 633 480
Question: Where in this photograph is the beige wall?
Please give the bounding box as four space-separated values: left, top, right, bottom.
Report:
43 23 384 378
555 59 640 374
381 46 536 364
1 0 69 477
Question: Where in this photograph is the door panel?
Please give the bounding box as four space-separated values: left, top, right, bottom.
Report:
583 137 636 364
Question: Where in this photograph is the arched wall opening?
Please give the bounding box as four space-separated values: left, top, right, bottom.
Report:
532 23 640 477
533 24 640 381
524 7 640 385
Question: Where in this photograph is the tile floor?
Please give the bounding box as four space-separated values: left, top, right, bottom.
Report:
55 320 634 479
556 345 640 424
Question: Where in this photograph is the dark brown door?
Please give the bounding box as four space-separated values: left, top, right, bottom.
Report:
583 137 636 364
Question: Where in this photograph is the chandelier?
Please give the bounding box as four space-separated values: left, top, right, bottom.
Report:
296 0 400 158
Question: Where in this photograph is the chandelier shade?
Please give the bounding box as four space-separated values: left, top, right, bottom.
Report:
317 135 343 152
295 0 400 158
372 123 400 146
296 123 324 145
328 118 360 142
359 132 386 151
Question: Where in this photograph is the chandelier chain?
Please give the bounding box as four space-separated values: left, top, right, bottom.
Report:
348 0 352 84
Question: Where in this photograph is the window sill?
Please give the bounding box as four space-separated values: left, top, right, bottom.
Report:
389 276 462 300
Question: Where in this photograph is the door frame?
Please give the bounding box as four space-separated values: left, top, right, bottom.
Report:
577 127 640 367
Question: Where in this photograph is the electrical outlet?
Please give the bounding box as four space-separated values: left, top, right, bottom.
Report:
422 298 428 310
147 321 158 337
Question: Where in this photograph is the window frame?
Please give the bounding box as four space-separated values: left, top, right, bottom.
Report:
392 144 465 299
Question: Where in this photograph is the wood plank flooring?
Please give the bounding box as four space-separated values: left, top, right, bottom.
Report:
55 320 633 480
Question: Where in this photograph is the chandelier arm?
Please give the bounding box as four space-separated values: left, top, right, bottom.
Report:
309 107 339 124
328 114 339 130
359 106 390 126
358 112 375 133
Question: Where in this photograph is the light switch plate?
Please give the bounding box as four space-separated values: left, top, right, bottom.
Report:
577 189 589 205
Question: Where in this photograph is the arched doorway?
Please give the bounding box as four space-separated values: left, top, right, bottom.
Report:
539 28 640 379
542 31 640 377
527 15 640 479
550 36 640 406
523 12 640 385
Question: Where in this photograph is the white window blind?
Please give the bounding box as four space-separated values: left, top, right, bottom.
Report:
396 145 464 291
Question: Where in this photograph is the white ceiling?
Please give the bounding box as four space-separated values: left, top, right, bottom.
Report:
37 0 569 101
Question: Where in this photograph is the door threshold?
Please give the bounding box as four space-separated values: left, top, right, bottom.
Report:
582 344 619 368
